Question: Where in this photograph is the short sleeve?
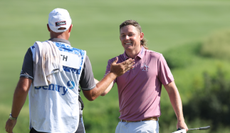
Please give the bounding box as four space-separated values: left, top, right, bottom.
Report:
158 54 174 85
79 56 96 90
20 48 34 80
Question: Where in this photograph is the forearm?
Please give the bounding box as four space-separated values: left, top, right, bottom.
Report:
94 78 111 96
11 89 29 118
101 81 113 96
95 75 114 96
85 72 117 101
11 77 31 118
168 88 184 121
165 82 185 121
167 87 188 130
95 72 116 95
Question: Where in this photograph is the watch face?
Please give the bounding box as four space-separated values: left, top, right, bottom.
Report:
9 114 17 120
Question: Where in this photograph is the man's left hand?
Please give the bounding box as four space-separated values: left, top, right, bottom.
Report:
5 119 17 133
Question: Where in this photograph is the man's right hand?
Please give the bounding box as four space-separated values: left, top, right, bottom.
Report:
110 57 135 76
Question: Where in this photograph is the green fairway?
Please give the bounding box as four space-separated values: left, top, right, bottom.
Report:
1 0 230 132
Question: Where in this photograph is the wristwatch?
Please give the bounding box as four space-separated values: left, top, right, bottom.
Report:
9 114 17 120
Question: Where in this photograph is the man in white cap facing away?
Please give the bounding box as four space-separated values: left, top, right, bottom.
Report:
5 8 134 133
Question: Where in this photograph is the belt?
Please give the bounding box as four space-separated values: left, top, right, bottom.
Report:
120 117 158 122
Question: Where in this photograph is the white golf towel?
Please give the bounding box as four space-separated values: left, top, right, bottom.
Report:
33 41 63 86
172 129 186 133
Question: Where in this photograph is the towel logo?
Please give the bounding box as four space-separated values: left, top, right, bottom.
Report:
67 81 75 89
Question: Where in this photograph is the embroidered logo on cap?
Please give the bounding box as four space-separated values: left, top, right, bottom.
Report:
55 21 66 27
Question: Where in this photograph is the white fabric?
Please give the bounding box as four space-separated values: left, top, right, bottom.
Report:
115 120 159 133
32 41 63 86
48 8 72 33
29 41 86 133
172 129 186 133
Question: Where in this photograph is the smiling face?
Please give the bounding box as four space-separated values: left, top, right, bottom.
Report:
120 25 144 56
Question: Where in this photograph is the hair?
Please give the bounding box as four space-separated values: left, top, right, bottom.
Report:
119 20 148 49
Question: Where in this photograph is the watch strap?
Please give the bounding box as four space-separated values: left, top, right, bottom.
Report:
9 114 17 120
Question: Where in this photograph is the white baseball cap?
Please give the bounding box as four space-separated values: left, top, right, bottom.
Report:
48 8 72 33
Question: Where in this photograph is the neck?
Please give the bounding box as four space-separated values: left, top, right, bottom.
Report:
125 47 142 59
50 30 70 40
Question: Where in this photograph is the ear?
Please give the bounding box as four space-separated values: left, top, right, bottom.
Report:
140 32 144 40
68 24 73 33
47 24 51 32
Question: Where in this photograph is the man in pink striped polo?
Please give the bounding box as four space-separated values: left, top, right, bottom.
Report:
103 20 188 133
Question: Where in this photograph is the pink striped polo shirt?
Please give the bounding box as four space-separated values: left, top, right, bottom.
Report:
105 47 174 121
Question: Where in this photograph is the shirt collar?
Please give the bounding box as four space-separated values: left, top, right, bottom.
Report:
123 46 145 60
49 38 71 45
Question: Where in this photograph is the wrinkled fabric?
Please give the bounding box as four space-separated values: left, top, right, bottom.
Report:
33 41 63 86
